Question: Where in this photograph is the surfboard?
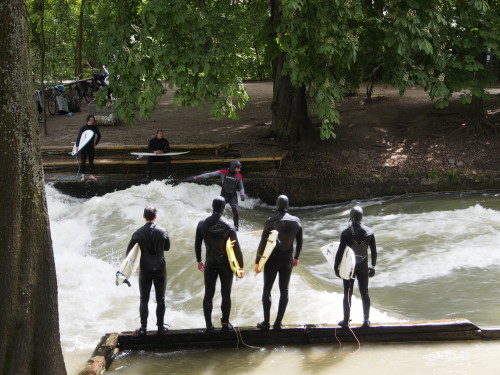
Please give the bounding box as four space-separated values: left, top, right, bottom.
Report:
130 151 190 159
226 239 243 278
257 230 279 272
116 243 141 286
72 129 95 155
320 241 355 280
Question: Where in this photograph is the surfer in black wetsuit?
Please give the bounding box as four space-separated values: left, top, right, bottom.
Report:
146 130 171 179
254 195 303 331
76 115 101 182
127 206 171 335
334 205 377 328
187 160 246 230
195 196 244 332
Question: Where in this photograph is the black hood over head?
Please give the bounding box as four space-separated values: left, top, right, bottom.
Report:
229 159 242 173
212 196 227 214
276 195 289 211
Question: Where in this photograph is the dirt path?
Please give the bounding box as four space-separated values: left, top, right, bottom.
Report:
39 81 500 194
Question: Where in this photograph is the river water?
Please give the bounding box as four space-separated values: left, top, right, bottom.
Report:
45 182 500 374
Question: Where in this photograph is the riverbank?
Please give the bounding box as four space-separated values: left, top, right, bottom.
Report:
39 82 500 204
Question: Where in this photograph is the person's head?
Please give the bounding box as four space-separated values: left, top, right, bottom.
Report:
350 206 363 223
156 130 164 139
212 196 226 214
86 115 95 125
229 159 242 173
276 195 289 212
143 206 157 221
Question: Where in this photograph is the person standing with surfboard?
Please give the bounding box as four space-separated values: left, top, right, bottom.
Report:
254 195 303 331
75 115 101 182
195 196 244 333
126 206 171 336
146 130 171 179
187 160 246 231
334 205 377 328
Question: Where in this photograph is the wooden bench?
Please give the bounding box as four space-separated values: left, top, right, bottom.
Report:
42 155 287 176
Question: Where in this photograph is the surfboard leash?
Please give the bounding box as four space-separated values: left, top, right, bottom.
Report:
231 285 263 350
334 286 361 353
345 286 361 353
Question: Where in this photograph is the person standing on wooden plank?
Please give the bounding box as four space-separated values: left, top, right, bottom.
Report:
334 205 377 328
76 115 101 182
254 195 303 331
187 160 246 231
126 206 171 336
195 196 244 333
146 129 171 179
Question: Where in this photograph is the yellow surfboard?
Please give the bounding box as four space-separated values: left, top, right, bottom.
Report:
226 239 243 278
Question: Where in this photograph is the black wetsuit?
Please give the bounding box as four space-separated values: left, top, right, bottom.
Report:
76 124 101 175
255 209 303 326
147 136 171 176
195 213 243 328
334 221 377 322
127 222 170 329
196 169 245 230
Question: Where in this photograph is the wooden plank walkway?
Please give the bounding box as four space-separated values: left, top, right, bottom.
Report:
42 143 287 179
77 319 500 375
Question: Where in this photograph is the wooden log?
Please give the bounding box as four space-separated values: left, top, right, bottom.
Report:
77 333 118 375
78 320 500 375
116 319 489 351
481 327 500 340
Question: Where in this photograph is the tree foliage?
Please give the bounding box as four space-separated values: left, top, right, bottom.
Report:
26 0 500 141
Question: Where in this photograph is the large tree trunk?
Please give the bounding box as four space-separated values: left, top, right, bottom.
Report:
269 0 314 144
0 1 67 374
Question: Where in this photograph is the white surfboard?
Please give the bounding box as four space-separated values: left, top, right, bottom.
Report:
257 230 279 272
321 241 355 280
116 243 141 286
226 239 243 278
72 129 95 155
130 151 190 159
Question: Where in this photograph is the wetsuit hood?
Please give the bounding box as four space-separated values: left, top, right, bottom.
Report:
350 206 363 222
212 196 226 214
276 195 289 212
229 159 242 173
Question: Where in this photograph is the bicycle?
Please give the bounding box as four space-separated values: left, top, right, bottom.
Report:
76 79 94 103
44 86 60 115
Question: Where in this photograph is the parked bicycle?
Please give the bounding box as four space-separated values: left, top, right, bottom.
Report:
44 85 62 115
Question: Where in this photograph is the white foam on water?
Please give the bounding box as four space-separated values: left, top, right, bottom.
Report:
45 185 500 373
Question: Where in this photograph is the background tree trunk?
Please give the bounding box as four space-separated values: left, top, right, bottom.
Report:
270 53 313 143
269 0 314 144
0 1 67 374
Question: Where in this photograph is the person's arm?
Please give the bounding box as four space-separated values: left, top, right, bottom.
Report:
195 170 222 180
148 137 154 151
163 231 170 251
334 236 347 277
237 176 246 200
230 229 244 267
195 221 204 271
94 127 101 145
293 225 303 267
367 234 377 277
369 235 377 267
126 236 137 256
254 225 271 273
164 139 170 153
75 127 83 151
